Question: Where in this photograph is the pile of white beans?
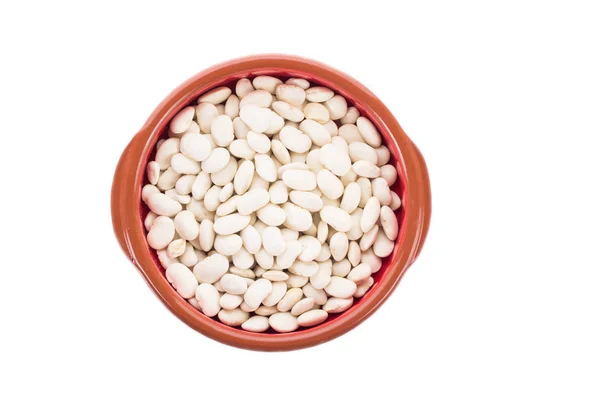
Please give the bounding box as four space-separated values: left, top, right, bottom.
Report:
142 75 401 333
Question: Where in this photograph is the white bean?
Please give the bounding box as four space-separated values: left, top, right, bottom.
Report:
220 293 243 310
310 260 332 289
360 225 379 251
276 84 306 105
193 253 229 284
317 170 344 200
361 248 383 274
269 312 298 333
298 235 321 262
282 202 313 232
201 148 230 173
218 308 250 327
180 132 211 162
374 146 391 166
347 263 372 283
390 191 402 211
305 86 334 102
166 263 198 299
272 101 304 122
332 259 351 277
361 197 381 233
356 116 382 147
338 183 360 218
277 288 303 312
380 206 399 240
213 234 243 256
169 106 195 134
196 103 219 134
254 154 277 182
352 160 380 178
325 276 357 298
291 298 315 316
147 216 175 250
323 297 354 313
247 130 271 154
297 309 329 327
239 89 272 108
348 241 361 267
288 260 319 277
320 205 352 232
372 177 392 206
229 139 256 160
325 95 347 120
175 175 196 195
349 142 378 164
241 315 270 332
240 225 262 255
252 76 283 93
338 124 364 144
198 86 231 104
144 212 157 231
213 213 251 235
303 103 330 123
319 143 351 176
330 232 349 261
235 78 254 98
262 270 289 282
299 119 331 146
173 210 199 240
340 106 360 124
240 105 272 133
255 249 274 269
142 184 160 203
157 167 181 191
147 193 182 217
232 247 254 270
373 230 394 258
220 273 248 295
244 279 273 310
279 126 312 153
302 283 328 305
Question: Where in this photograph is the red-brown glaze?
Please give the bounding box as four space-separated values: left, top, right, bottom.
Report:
111 55 431 351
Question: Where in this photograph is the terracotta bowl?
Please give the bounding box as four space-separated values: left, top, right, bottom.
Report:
111 54 431 351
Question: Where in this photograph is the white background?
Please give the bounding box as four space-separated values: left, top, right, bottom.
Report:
1 1 599 399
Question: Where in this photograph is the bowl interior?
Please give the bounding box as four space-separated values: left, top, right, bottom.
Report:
138 69 407 336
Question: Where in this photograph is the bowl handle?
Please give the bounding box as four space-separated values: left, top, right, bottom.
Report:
408 140 431 264
111 131 147 260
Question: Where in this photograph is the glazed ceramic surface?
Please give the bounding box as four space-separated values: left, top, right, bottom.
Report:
112 55 431 351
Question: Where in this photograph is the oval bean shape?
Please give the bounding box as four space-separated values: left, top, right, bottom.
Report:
269 312 298 333
238 188 270 215
319 143 352 176
282 169 317 191
324 276 357 298
282 202 313 232
244 279 273 310
166 263 198 299
147 216 175 250
193 254 229 284
220 273 248 295
213 213 251 235
297 309 329 327
317 170 344 199
256 203 286 226
289 191 323 212
320 206 352 232
262 227 286 256
195 283 221 317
